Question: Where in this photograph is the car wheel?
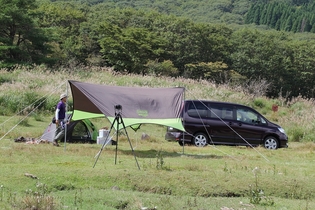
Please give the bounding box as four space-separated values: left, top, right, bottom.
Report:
264 136 278 150
193 132 208 147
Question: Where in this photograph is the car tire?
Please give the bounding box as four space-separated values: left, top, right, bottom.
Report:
193 132 208 147
264 136 278 150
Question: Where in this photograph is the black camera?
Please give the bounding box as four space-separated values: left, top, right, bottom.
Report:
114 104 122 110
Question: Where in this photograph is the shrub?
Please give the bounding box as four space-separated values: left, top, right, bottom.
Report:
287 126 305 142
146 60 179 76
253 98 266 108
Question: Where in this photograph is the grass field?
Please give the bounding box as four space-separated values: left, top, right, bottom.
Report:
1 67 315 209
1 117 315 209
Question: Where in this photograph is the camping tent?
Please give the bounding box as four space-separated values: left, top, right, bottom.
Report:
68 80 185 131
41 112 98 143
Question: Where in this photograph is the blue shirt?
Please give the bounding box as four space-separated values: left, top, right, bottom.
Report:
56 101 66 120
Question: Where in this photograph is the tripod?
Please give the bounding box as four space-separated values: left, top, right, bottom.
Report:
93 105 140 170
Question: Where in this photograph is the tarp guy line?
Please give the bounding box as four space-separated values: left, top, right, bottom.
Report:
0 82 65 141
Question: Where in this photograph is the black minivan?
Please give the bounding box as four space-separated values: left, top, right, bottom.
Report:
165 100 288 149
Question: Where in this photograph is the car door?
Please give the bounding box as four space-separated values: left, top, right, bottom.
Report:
233 106 266 146
207 104 235 145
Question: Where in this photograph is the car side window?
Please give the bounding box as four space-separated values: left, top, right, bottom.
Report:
209 105 221 119
222 108 233 120
187 101 209 118
236 108 266 124
209 105 234 120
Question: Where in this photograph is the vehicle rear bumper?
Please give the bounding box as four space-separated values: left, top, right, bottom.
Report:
165 131 191 143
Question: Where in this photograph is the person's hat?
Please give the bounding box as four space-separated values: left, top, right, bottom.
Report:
60 93 68 100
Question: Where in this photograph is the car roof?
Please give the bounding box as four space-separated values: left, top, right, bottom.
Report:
184 100 261 111
185 99 244 106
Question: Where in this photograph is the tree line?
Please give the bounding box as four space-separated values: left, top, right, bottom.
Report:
245 0 315 33
1 0 315 99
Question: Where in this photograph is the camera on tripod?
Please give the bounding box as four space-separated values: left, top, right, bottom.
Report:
114 104 122 110
94 103 140 170
114 104 122 114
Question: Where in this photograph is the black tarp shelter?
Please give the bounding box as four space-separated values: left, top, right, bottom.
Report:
68 80 185 131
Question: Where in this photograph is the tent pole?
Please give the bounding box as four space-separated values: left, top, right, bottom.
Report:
64 80 68 151
182 87 186 155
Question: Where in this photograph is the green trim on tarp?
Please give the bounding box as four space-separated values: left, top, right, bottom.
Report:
72 110 105 121
107 117 185 131
130 124 141 132
72 110 185 131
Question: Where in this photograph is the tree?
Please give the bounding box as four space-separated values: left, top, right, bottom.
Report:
230 29 293 97
36 1 89 66
98 22 165 75
184 61 231 83
284 15 293 31
153 17 232 74
145 59 178 76
229 27 315 98
0 0 52 67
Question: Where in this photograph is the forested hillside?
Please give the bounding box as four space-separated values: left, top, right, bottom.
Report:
245 0 315 33
79 0 315 27
1 0 315 99
78 0 251 24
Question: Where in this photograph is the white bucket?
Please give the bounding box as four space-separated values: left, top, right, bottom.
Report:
97 137 112 145
99 129 109 138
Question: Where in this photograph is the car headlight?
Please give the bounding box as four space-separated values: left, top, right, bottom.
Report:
278 127 286 134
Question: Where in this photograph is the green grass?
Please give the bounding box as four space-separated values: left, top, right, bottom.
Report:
1 117 315 209
1 132 315 209
1 66 315 209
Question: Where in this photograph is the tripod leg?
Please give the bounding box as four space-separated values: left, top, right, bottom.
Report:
93 116 117 168
118 114 140 170
115 115 119 165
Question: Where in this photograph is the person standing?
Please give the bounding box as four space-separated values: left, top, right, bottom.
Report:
53 93 67 146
